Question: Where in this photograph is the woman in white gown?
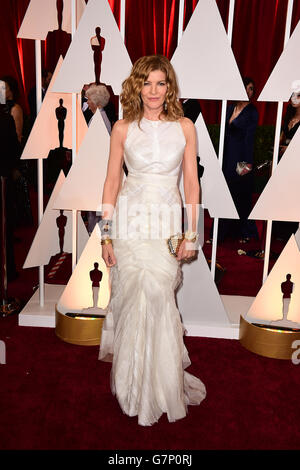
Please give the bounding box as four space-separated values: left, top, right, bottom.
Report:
98 55 206 426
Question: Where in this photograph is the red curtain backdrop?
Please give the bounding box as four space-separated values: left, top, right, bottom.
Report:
125 0 180 62
1 0 300 124
231 0 289 125
0 0 33 114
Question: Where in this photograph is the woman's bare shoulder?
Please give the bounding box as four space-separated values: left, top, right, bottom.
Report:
113 119 130 131
179 116 194 128
178 116 195 138
111 119 130 142
11 103 23 116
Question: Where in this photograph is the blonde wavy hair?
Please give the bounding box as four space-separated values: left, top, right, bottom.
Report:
120 55 183 122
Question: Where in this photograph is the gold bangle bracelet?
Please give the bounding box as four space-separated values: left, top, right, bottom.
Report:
101 238 113 245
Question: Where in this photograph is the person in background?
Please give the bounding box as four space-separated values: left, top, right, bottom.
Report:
83 84 117 234
0 102 20 281
0 76 32 226
84 83 116 131
0 76 23 143
182 98 202 124
279 89 300 155
27 69 53 126
216 77 259 244
272 88 300 240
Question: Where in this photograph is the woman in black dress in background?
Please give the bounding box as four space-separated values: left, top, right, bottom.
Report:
218 77 259 243
279 91 300 155
0 76 32 226
272 89 300 240
0 76 23 143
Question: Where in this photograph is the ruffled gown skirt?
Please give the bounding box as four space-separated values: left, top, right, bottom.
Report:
99 172 206 426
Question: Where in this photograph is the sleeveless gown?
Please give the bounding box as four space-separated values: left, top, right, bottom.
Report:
99 117 206 426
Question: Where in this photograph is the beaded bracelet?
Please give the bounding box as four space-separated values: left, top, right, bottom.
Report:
99 219 113 237
184 231 198 243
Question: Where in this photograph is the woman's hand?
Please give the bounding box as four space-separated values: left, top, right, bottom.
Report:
176 239 197 262
102 243 117 267
240 163 252 176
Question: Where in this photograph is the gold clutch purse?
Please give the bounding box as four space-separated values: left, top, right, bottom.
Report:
167 233 184 257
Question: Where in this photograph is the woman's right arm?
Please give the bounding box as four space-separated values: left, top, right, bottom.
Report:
101 119 127 267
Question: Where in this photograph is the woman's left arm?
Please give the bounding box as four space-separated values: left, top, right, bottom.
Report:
11 104 23 143
239 106 258 175
177 117 201 261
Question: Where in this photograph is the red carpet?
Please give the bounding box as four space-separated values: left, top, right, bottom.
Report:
1 314 300 450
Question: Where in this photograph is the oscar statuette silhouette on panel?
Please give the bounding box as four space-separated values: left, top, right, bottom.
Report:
56 209 67 254
57 0 64 30
271 273 298 327
281 274 293 320
81 262 108 316
45 208 70 282
55 98 67 148
90 262 102 308
45 98 71 192
46 0 71 71
91 27 105 85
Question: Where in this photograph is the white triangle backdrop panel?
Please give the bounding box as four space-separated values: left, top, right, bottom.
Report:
21 57 72 159
23 172 88 268
249 125 300 222
54 110 110 211
195 114 239 219
17 0 86 40
171 0 248 100
21 57 87 160
258 20 300 102
57 225 110 313
177 248 231 326
51 0 132 95
246 235 300 324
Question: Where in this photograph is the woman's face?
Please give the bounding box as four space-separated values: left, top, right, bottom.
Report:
246 82 254 100
87 96 98 112
291 92 300 107
140 69 167 113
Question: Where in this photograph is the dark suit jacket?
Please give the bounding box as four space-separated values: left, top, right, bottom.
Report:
83 100 117 129
182 99 202 124
28 86 46 122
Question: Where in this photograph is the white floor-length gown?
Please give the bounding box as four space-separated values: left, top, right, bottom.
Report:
99 117 206 426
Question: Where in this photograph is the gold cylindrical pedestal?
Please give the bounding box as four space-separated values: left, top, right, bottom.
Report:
239 316 300 360
55 307 104 346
